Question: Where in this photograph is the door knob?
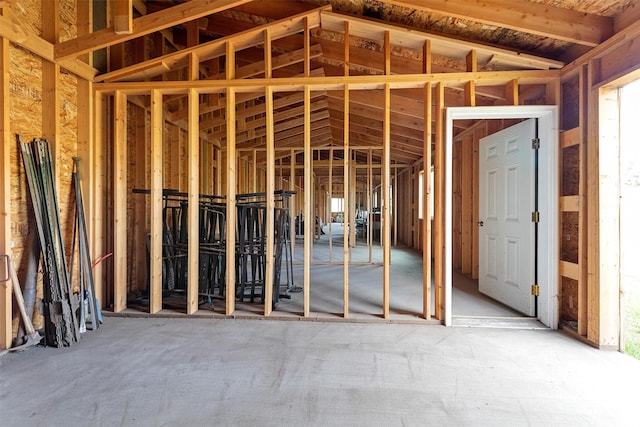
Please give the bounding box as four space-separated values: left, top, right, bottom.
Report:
478 221 484 226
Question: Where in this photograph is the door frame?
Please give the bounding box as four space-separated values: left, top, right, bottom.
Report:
444 106 559 328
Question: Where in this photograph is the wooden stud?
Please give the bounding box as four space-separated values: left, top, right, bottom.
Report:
329 148 334 261
423 40 431 74
422 82 432 319
264 29 272 79
344 21 349 77
506 79 519 105
113 0 133 35
226 87 237 315
186 88 199 314
368 149 373 263
303 86 312 317
188 52 199 81
343 85 350 317
290 148 296 259
113 91 128 312
434 82 444 320
304 17 311 77
394 162 398 247
264 86 275 316
0 13 10 349
149 90 163 314
384 31 391 75
93 91 106 309
464 81 476 107
578 65 588 336
383 83 391 319
466 50 477 72
42 0 60 193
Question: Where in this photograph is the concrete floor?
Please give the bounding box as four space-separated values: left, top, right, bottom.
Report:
1 317 639 426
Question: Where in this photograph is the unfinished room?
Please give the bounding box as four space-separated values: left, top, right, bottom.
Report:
1 0 640 424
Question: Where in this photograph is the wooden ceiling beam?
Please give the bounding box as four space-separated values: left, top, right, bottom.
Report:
383 0 612 47
96 7 328 82
55 0 255 61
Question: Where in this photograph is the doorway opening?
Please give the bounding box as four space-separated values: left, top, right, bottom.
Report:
445 106 559 328
619 79 640 358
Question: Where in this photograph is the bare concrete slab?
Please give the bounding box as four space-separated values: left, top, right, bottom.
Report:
1 317 639 426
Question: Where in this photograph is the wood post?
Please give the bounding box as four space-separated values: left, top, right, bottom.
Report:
383 83 391 319
186 88 199 314
264 86 275 316
303 86 311 317
149 90 163 314
422 82 432 319
343 85 350 317
0 12 10 348
113 91 128 312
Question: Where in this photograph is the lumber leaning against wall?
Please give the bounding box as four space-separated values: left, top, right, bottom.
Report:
0 0 94 349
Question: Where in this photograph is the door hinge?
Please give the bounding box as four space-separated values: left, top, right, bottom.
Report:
532 138 540 149
531 284 540 296
531 211 540 223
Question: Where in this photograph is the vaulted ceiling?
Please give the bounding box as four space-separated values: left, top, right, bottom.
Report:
79 0 638 168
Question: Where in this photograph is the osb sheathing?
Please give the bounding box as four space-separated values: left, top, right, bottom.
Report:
6 0 82 336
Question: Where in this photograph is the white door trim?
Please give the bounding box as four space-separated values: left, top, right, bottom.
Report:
444 106 559 328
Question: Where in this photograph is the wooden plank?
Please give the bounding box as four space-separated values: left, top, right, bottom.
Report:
466 50 477 73
560 127 582 148
0 23 10 349
42 0 60 192
423 40 431 74
464 81 476 107
384 30 391 75
383 83 391 319
225 84 237 315
343 85 350 318
422 82 432 320
93 92 106 310
303 86 311 317
344 21 349 77
383 0 611 47
113 91 128 312
321 10 566 68
505 79 519 105
304 17 310 77
290 149 296 261
149 90 163 314
56 0 254 60
0 14 97 80
186 88 199 314
264 29 272 79
578 66 588 336
264 86 275 316
96 7 327 82
560 261 580 281
434 82 444 320
113 0 133 35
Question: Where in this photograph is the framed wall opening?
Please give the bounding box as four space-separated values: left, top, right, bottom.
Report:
445 106 559 328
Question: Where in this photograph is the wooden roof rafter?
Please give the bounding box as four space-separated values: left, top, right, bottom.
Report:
384 0 613 47
55 0 255 61
320 11 565 71
96 6 330 83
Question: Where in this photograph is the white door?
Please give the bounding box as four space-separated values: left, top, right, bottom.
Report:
479 119 536 316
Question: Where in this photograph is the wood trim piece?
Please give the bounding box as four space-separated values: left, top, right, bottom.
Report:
113 91 128 312
560 261 580 281
56 0 255 61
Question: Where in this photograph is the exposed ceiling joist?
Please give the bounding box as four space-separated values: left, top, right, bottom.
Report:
96 6 329 82
321 11 565 70
55 0 254 61
384 0 613 47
